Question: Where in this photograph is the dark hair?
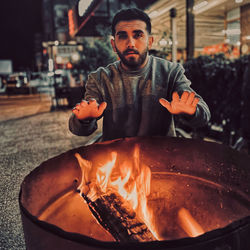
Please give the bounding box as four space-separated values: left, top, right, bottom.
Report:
111 8 151 36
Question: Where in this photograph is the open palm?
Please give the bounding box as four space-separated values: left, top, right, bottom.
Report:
159 91 199 115
72 99 107 120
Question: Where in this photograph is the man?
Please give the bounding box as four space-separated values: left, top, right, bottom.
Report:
69 8 210 141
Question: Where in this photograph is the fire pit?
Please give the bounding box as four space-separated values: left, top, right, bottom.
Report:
19 136 250 250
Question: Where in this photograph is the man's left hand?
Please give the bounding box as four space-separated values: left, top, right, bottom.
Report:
159 91 199 115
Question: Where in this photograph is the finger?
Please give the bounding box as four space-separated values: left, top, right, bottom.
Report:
97 102 107 116
88 99 97 108
191 97 199 107
88 98 97 104
186 92 195 105
180 91 189 103
72 109 79 115
159 98 172 112
172 92 180 102
74 103 81 110
80 100 88 107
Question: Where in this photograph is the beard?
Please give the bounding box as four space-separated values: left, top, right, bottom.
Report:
115 46 148 70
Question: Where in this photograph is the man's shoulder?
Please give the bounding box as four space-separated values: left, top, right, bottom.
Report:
151 55 182 73
89 61 120 79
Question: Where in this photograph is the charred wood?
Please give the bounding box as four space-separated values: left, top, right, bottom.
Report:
81 191 156 242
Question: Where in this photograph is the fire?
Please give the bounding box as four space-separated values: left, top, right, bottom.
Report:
75 144 159 240
178 207 204 237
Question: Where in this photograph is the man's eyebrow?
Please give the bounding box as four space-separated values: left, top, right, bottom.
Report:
116 31 127 36
133 30 144 34
116 30 145 36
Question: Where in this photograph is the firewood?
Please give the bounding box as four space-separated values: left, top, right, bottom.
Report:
81 191 156 242
75 152 156 242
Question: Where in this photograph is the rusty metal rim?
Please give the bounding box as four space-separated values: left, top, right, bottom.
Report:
19 188 250 250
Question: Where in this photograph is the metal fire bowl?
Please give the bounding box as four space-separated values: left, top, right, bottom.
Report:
19 136 250 250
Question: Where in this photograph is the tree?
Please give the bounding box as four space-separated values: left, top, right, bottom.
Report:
77 39 116 76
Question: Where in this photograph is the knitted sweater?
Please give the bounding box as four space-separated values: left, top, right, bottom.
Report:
69 56 210 141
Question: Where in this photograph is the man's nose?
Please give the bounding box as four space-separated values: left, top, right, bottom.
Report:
127 36 135 47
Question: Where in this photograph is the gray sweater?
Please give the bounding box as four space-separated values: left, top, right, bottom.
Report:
69 56 210 141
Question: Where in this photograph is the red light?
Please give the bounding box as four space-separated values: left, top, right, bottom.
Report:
68 9 76 37
66 62 73 69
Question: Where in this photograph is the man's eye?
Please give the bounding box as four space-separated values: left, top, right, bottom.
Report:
134 33 143 39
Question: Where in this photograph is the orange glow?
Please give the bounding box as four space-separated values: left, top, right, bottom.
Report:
75 145 159 240
66 62 73 69
68 9 77 37
96 152 117 193
178 207 204 237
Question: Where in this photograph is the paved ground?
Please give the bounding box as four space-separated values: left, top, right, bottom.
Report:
0 94 102 249
0 94 52 122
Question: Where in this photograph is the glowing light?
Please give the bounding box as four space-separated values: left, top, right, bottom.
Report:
71 53 80 62
48 59 54 72
149 10 158 18
56 56 63 64
55 69 63 75
68 9 77 37
193 1 208 11
222 28 241 35
159 39 167 46
47 72 54 77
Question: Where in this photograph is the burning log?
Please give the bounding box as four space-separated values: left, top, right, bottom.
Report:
82 191 156 242
75 151 157 242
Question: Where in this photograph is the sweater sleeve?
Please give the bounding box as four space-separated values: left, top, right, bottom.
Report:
69 114 97 136
173 64 211 128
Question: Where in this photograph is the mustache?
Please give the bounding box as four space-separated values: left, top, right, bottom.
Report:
123 49 139 55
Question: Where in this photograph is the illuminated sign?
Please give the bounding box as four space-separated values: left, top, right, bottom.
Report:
68 9 78 37
54 45 79 57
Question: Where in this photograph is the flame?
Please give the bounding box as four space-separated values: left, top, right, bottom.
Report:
178 207 204 237
75 144 159 240
96 152 117 192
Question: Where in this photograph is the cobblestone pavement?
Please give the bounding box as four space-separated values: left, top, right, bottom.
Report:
0 95 102 249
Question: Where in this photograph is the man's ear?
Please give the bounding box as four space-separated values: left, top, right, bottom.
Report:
148 36 154 50
111 39 117 53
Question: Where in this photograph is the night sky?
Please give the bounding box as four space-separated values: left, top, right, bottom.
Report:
0 0 43 71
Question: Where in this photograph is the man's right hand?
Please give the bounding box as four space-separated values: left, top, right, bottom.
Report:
72 99 107 120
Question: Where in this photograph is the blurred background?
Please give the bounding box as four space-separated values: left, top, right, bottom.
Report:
0 0 250 151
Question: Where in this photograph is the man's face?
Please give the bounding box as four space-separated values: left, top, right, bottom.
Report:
111 20 153 70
